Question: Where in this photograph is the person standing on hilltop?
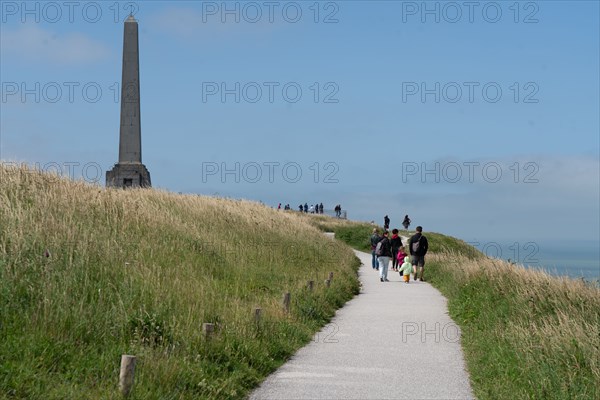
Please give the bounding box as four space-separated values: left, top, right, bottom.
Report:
370 228 381 270
409 226 429 281
390 229 403 271
377 231 393 282
402 215 411 230
384 215 390 230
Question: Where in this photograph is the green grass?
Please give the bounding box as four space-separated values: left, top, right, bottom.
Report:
318 220 600 400
3 165 598 399
427 254 600 399
307 216 377 253
0 165 360 399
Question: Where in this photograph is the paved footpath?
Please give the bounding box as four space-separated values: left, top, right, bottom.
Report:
249 249 475 400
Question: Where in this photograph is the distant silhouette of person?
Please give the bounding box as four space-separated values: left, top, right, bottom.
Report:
304 203 308 213
319 203 324 214
309 204 315 213
299 204 303 212
278 203 281 210
402 215 411 230
384 215 390 230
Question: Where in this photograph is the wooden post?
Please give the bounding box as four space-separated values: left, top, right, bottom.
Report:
202 323 215 338
253 307 262 323
325 279 331 288
282 292 291 313
328 272 334 281
119 355 136 397
307 280 314 292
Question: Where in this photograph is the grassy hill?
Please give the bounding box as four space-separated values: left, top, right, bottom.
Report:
314 219 600 400
1 164 598 399
0 165 359 399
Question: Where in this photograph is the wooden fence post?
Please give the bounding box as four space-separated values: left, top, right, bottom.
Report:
119 355 136 397
202 323 215 339
253 307 262 323
283 292 292 313
282 292 291 313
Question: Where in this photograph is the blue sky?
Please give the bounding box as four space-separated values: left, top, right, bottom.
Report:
1 1 599 255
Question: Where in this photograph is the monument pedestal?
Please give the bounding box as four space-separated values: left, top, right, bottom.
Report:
106 162 151 188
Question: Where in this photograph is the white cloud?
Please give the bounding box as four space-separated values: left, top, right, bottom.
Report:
0 24 110 65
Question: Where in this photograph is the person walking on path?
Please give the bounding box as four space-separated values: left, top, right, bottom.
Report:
370 229 381 270
409 226 429 281
398 256 414 283
390 229 403 271
383 215 390 230
377 231 392 282
402 215 411 230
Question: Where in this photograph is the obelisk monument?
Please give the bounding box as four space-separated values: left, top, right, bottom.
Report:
106 14 151 188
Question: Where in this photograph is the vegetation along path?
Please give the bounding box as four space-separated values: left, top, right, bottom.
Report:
250 248 474 399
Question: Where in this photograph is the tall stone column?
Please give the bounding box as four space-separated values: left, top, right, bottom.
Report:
106 14 151 188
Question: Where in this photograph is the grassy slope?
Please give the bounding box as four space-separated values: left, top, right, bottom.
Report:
313 217 600 400
0 166 360 399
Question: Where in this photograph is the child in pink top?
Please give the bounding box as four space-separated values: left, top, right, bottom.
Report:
396 246 408 266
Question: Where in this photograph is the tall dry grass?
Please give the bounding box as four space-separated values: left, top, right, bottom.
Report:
427 252 600 399
0 164 360 399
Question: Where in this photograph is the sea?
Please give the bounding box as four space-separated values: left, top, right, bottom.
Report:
467 239 599 283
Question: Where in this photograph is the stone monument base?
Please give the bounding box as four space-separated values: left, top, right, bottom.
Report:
106 162 151 188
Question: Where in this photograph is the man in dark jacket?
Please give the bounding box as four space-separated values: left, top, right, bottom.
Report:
370 228 381 270
377 231 393 282
390 229 403 271
409 226 429 281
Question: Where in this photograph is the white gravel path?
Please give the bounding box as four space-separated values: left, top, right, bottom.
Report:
249 248 475 400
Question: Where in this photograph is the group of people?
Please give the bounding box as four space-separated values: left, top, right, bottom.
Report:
384 214 411 231
370 225 429 283
298 203 324 214
277 203 325 213
276 203 344 218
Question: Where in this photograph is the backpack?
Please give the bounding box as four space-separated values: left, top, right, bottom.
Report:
375 241 384 256
370 234 380 247
411 236 422 254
